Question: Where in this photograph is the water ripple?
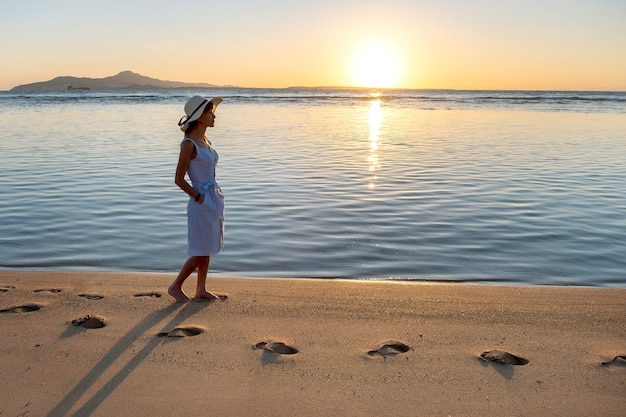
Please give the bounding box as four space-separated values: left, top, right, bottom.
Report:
0 92 625 285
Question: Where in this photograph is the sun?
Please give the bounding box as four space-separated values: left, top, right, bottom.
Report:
350 42 402 89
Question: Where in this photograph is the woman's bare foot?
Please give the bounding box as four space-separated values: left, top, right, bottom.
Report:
194 290 219 300
168 285 191 303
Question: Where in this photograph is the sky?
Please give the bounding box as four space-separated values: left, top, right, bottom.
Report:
1 0 625 91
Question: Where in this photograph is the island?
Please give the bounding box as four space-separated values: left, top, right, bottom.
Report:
10 70 236 91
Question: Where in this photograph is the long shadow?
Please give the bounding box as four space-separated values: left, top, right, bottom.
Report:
45 301 213 417
477 357 516 379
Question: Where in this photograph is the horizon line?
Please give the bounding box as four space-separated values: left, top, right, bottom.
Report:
3 86 625 93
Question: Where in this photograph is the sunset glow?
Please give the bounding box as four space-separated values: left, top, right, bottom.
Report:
367 97 382 190
1 1 625 91
351 43 402 89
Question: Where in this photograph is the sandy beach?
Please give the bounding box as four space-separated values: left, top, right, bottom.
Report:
1 271 624 416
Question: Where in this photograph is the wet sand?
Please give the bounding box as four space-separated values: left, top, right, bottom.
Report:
1 271 625 416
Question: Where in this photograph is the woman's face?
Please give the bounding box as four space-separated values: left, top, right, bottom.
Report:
200 105 216 128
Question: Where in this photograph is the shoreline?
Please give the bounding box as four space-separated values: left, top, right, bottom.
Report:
3 268 624 289
1 271 625 416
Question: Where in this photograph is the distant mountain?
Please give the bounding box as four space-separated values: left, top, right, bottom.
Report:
10 71 233 91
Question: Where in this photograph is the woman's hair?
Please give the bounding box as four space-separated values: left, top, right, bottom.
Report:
184 120 198 133
184 102 214 134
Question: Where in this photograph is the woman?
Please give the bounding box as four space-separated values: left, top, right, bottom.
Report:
168 96 225 302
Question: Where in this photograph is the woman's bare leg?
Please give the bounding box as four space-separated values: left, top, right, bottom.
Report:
194 257 218 300
168 256 205 302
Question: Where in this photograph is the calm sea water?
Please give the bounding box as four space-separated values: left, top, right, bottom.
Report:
1 89 625 286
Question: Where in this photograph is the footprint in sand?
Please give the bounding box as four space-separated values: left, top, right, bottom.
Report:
254 341 299 355
78 294 104 300
480 349 529 366
0 285 16 293
34 288 63 294
71 315 106 329
368 340 412 357
0 303 42 314
601 355 626 367
158 326 204 337
134 292 162 298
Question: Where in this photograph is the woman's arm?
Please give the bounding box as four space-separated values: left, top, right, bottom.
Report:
175 141 204 202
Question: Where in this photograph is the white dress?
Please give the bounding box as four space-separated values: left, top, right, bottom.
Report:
183 138 224 256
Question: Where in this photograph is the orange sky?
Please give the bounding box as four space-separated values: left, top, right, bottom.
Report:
1 0 625 91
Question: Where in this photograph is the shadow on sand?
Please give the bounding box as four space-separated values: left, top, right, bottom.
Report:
45 300 213 417
477 357 518 379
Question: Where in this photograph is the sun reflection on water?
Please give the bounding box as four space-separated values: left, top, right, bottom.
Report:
368 97 382 189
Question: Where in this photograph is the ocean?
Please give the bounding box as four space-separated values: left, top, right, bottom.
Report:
0 89 625 286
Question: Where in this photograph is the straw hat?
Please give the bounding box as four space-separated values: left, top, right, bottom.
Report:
178 96 223 131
